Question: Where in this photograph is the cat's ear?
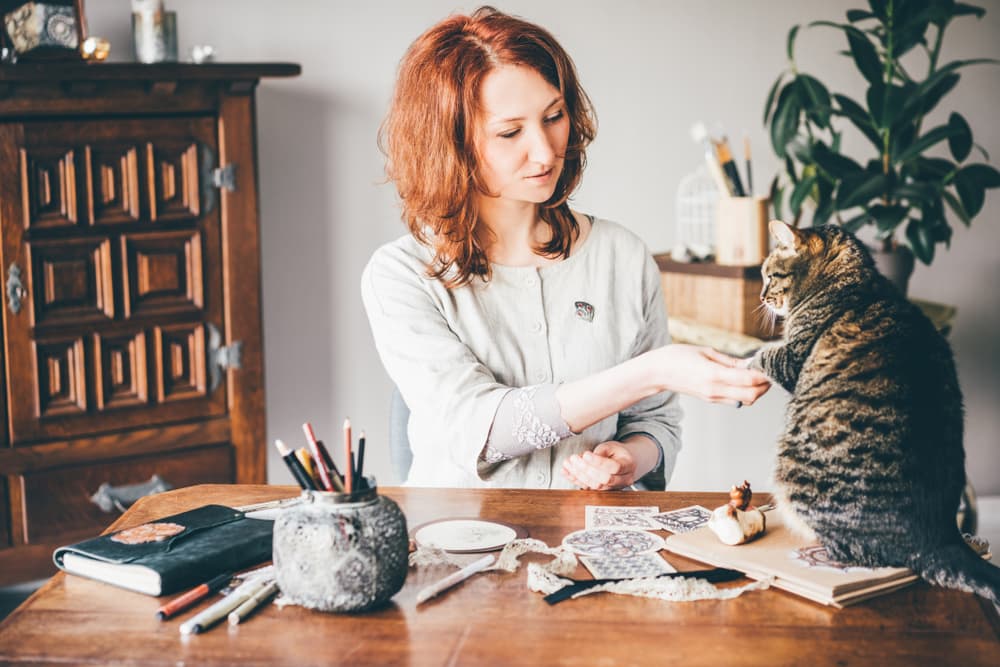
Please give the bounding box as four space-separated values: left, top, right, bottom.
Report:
769 220 800 248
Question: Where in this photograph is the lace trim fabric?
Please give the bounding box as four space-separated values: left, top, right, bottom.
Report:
410 537 772 604
481 384 573 463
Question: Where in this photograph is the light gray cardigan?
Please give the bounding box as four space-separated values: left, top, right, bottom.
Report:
361 217 682 488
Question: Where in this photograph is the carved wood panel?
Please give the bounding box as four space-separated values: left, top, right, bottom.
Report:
86 143 142 225
121 230 203 318
148 141 200 221
154 323 207 403
0 478 9 548
34 336 87 419
28 236 114 325
94 331 148 410
20 147 78 229
1 117 226 445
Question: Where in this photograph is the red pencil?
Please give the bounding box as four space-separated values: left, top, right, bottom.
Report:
156 572 232 620
302 422 334 491
343 418 354 494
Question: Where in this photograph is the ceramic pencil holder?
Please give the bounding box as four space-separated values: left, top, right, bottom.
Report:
272 481 409 613
715 196 769 266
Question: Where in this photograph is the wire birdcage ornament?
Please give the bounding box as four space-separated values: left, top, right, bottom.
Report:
674 164 720 257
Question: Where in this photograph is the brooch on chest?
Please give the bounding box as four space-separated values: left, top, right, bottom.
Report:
574 301 595 322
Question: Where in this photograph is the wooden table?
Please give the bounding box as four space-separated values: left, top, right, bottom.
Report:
1 485 998 666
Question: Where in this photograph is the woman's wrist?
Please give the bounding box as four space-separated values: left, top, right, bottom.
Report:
619 434 660 482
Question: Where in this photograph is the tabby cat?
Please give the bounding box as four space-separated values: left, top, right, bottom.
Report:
751 220 999 603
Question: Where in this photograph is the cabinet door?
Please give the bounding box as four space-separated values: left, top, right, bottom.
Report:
0 118 227 444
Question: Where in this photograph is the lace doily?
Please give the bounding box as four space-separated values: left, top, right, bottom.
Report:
410 537 770 604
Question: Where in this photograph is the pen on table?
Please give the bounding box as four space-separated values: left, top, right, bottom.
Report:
415 554 495 605
156 572 232 620
227 579 279 626
343 418 354 494
355 431 366 490
179 576 274 635
274 439 317 490
743 135 754 195
302 422 335 491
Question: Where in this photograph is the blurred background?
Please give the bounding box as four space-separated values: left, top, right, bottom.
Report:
80 0 1000 495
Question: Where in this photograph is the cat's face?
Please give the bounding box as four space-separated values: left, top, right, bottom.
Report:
759 221 806 317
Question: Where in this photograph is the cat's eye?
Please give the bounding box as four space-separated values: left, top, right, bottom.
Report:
770 272 789 279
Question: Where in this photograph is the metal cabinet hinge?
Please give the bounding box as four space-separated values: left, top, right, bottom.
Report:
208 323 242 393
211 163 237 192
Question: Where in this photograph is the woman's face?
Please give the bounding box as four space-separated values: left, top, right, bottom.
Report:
475 65 570 205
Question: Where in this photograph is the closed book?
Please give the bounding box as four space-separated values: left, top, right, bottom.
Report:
53 504 273 597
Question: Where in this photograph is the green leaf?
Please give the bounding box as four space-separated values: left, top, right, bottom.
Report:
790 174 818 216
905 218 935 264
786 25 801 61
894 182 938 203
812 142 864 179
911 157 956 181
847 9 876 22
770 85 802 159
868 0 888 21
840 211 870 232
797 74 832 127
894 123 962 164
847 28 884 85
769 176 785 220
832 94 882 149
763 74 785 125
953 3 987 19
960 163 1000 188
893 73 959 130
788 139 813 163
942 190 971 226
947 113 972 162
813 178 836 224
868 204 909 238
837 173 890 209
866 83 909 128
954 169 986 217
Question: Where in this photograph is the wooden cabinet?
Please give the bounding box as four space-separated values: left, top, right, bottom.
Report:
0 62 299 584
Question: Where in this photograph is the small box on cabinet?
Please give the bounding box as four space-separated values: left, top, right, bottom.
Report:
654 255 779 340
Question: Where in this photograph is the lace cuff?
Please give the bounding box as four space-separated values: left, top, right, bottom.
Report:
480 384 573 463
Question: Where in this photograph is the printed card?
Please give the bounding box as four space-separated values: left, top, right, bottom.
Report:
580 552 676 580
585 505 658 530
647 506 712 534
562 528 665 558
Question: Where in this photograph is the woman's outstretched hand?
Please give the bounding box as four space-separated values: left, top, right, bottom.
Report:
561 442 637 490
650 344 771 407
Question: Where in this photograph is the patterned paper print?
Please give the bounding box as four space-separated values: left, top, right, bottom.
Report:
561 528 665 558
647 506 712 533
580 552 677 580
585 505 659 530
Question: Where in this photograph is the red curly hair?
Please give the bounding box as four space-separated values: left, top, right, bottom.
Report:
379 6 597 287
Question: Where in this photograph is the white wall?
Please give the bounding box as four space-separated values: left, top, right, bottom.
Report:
85 0 1000 494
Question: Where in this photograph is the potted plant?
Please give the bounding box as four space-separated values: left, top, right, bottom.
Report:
763 0 1000 292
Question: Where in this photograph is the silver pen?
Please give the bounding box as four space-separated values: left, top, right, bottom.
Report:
415 554 494 605
227 580 279 626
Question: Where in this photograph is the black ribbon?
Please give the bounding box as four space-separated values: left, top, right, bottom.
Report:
543 567 745 605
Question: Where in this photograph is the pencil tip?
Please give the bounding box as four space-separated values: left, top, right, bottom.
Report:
274 439 289 455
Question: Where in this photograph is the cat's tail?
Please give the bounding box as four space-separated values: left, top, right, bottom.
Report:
911 542 1000 604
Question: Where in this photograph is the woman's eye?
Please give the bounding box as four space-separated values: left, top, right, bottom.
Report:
544 110 564 124
498 128 520 139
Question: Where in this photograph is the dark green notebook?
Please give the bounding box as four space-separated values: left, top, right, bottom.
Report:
53 504 273 596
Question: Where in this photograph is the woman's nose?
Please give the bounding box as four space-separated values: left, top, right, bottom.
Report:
527 127 556 164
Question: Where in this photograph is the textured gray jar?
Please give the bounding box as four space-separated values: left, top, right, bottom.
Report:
273 484 408 612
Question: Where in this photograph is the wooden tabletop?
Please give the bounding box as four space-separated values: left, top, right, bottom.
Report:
1 484 997 666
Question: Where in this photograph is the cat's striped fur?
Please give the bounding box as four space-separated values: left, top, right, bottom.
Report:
752 221 999 603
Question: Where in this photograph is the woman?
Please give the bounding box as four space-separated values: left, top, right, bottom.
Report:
362 7 770 490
